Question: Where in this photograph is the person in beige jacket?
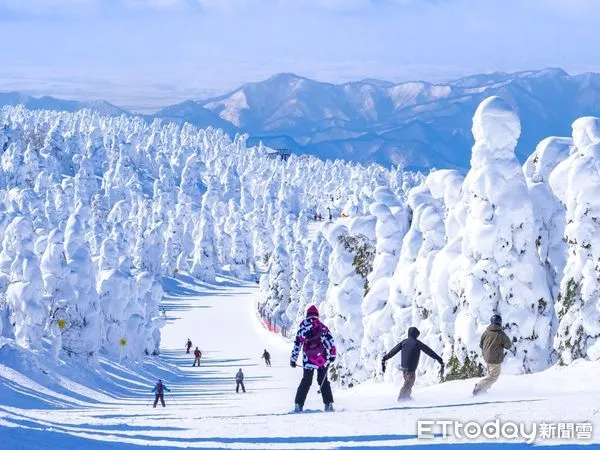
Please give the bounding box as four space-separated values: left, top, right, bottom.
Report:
473 314 513 395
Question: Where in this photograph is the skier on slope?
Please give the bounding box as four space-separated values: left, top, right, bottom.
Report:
290 305 336 412
381 327 444 401
261 349 271 366
236 368 246 393
185 338 192 353
473 314 513 396
151 379 171 407
193 347 202 367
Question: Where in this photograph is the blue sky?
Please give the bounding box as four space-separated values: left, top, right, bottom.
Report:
1 0 600 110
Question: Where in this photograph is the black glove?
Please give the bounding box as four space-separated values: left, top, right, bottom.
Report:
381 359 387 373
328 356 335 364
290 361 296 368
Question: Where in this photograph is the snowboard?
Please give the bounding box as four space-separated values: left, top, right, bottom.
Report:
291 407 341 414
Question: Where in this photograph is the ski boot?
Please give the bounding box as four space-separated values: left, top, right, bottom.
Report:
294 403 303 413
324 403 334 412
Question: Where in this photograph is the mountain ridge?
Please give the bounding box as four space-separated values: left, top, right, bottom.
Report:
3 68 600 170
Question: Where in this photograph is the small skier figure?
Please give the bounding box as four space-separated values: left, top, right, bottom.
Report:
382 327 444 401
290 305 336 412
185 338 192 354
151 379 170 408
236 368 246 393
193 347 202 367
262 349 271 366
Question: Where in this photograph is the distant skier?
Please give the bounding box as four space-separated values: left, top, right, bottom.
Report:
236 368 246 393
381 327 444 401
290 305 336 412
185 338 192 353
473 314 513 396
151 379 170 408
262 349 271 366
193 347 202 367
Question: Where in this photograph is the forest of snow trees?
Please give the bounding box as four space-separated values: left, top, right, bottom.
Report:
0 104 417 365
2 94 600 388
259 96 600 387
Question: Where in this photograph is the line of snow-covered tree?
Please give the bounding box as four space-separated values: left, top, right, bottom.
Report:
0 105 420 364
260 96 600 387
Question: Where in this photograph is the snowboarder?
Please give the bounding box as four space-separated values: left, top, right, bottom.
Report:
236 368 246 393
262 349 271 366
473 314 513 396
151 379 170 407
193 347 202 366
290 305 336 412
185 338 192 353
381 327 444 401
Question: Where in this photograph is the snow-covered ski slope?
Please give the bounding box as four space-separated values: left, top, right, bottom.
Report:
1 274 599 449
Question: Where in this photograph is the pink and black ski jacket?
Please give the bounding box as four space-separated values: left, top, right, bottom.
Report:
290 317 337 369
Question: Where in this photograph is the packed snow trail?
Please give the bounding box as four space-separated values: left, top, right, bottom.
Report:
1 274 600 449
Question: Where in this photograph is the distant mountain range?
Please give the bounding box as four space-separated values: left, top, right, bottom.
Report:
3 68 600 171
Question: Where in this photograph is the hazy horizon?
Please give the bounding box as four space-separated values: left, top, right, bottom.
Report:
2 0 600 112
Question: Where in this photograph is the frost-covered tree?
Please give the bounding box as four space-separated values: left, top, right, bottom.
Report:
295 236 321 325
444 97 553 377
230 221 251 280
285 240 307 323
97 238 145 359
323 223 375 386
137 271 164 355
361 189 409 379
263 240 292 326
191 207 218 282
550 117 600 363
7 234 45 350
40 228 73 358
62 212 102 357
383 184 446 382
523 137 571 301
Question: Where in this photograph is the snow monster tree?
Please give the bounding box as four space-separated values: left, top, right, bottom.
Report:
444 96 554 378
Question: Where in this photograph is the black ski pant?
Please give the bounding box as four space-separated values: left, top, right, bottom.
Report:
265 358 271 367
153 393 165 407
294 367 333 408
236 380 246 393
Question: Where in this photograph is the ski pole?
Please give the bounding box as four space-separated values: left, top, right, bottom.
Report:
317 363 330 394
169 392 178 406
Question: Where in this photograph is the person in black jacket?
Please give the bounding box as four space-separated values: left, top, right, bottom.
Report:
381 327 444 400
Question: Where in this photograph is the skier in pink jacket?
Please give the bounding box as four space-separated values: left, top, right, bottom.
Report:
290 305 337 412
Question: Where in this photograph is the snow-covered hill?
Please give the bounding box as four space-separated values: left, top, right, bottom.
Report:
0 92 127 116
1 274 599 449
